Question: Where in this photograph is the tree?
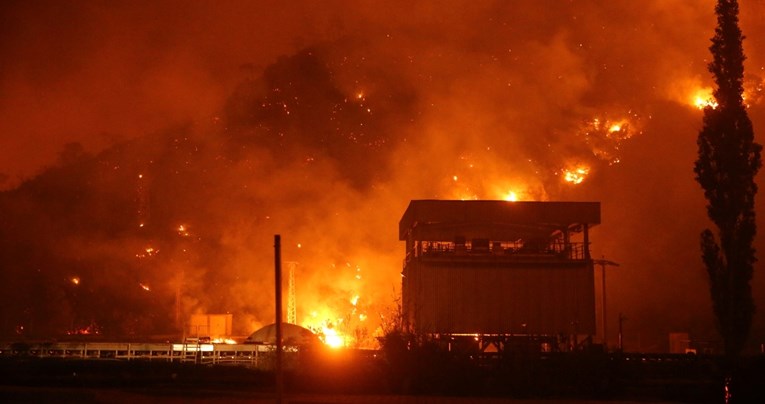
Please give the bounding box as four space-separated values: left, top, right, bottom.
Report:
694 0 762 357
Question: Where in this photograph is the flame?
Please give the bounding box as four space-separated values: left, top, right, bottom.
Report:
66 322 101 335
136 246 158 258
177 224 190 236
211 338 238 344
305 310 344 348
608 123 623 133
71 276 80 285
300 261 374 348
140 283 151 291
563 165 590 185
686 77 764 109
322 326 345 348
503 191 518 202
692 87 718 109
579 115 640 165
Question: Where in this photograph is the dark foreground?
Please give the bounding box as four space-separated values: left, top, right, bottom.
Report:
0 351 763 403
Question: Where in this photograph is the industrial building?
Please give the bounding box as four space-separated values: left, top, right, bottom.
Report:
399 200 600 352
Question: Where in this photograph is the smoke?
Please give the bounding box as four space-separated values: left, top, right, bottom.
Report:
1 0 765 351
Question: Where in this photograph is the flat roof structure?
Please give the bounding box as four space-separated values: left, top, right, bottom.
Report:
400 200 600 242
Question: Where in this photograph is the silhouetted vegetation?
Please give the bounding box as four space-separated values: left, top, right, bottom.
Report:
694 0 762 358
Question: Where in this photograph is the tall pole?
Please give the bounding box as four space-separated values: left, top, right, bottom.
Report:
618 312 625 352
274 235 283 403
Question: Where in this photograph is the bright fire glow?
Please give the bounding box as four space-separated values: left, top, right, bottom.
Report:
504 191 518 201
140 283 150 291
563 165 590 184
322 326 344 348
71 276 80 285
212 338 238 344
693 87 718 109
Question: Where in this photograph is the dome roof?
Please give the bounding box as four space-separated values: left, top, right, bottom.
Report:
244 322 320 346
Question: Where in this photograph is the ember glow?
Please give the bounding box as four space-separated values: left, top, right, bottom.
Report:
177 224 190 237
136 246 158 259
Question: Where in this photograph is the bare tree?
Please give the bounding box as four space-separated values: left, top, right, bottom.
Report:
694 0 762 357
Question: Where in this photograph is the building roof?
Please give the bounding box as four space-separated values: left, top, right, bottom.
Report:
244 323 319 346
399 200 600 241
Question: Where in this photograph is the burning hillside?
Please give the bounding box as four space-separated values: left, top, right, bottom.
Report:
0 1 764 351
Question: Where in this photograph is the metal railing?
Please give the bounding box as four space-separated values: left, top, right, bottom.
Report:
0 341 274 367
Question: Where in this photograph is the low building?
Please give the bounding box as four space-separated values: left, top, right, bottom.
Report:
399 200 600 351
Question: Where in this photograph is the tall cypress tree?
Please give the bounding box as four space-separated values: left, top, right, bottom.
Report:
694 0 762 357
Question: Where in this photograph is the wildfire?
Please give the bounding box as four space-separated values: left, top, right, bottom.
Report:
608 123 623 133
503 191 518 202
177 224 190 236
693 87 718 109
563 165 590 185
686 76 763 110
139 283 151 291
299 260 377 349
579 114 640 166
305 311 347 349
67 323 101 335
136 246 158 259
322 325 344 348
489 181 542 201
71 276 80 285
211 338 237 344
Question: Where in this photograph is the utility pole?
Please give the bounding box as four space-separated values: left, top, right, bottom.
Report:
592 257 619 350
618 312 626 352
274 235 283 404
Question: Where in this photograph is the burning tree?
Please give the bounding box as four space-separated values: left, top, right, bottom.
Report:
694 0 762 357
